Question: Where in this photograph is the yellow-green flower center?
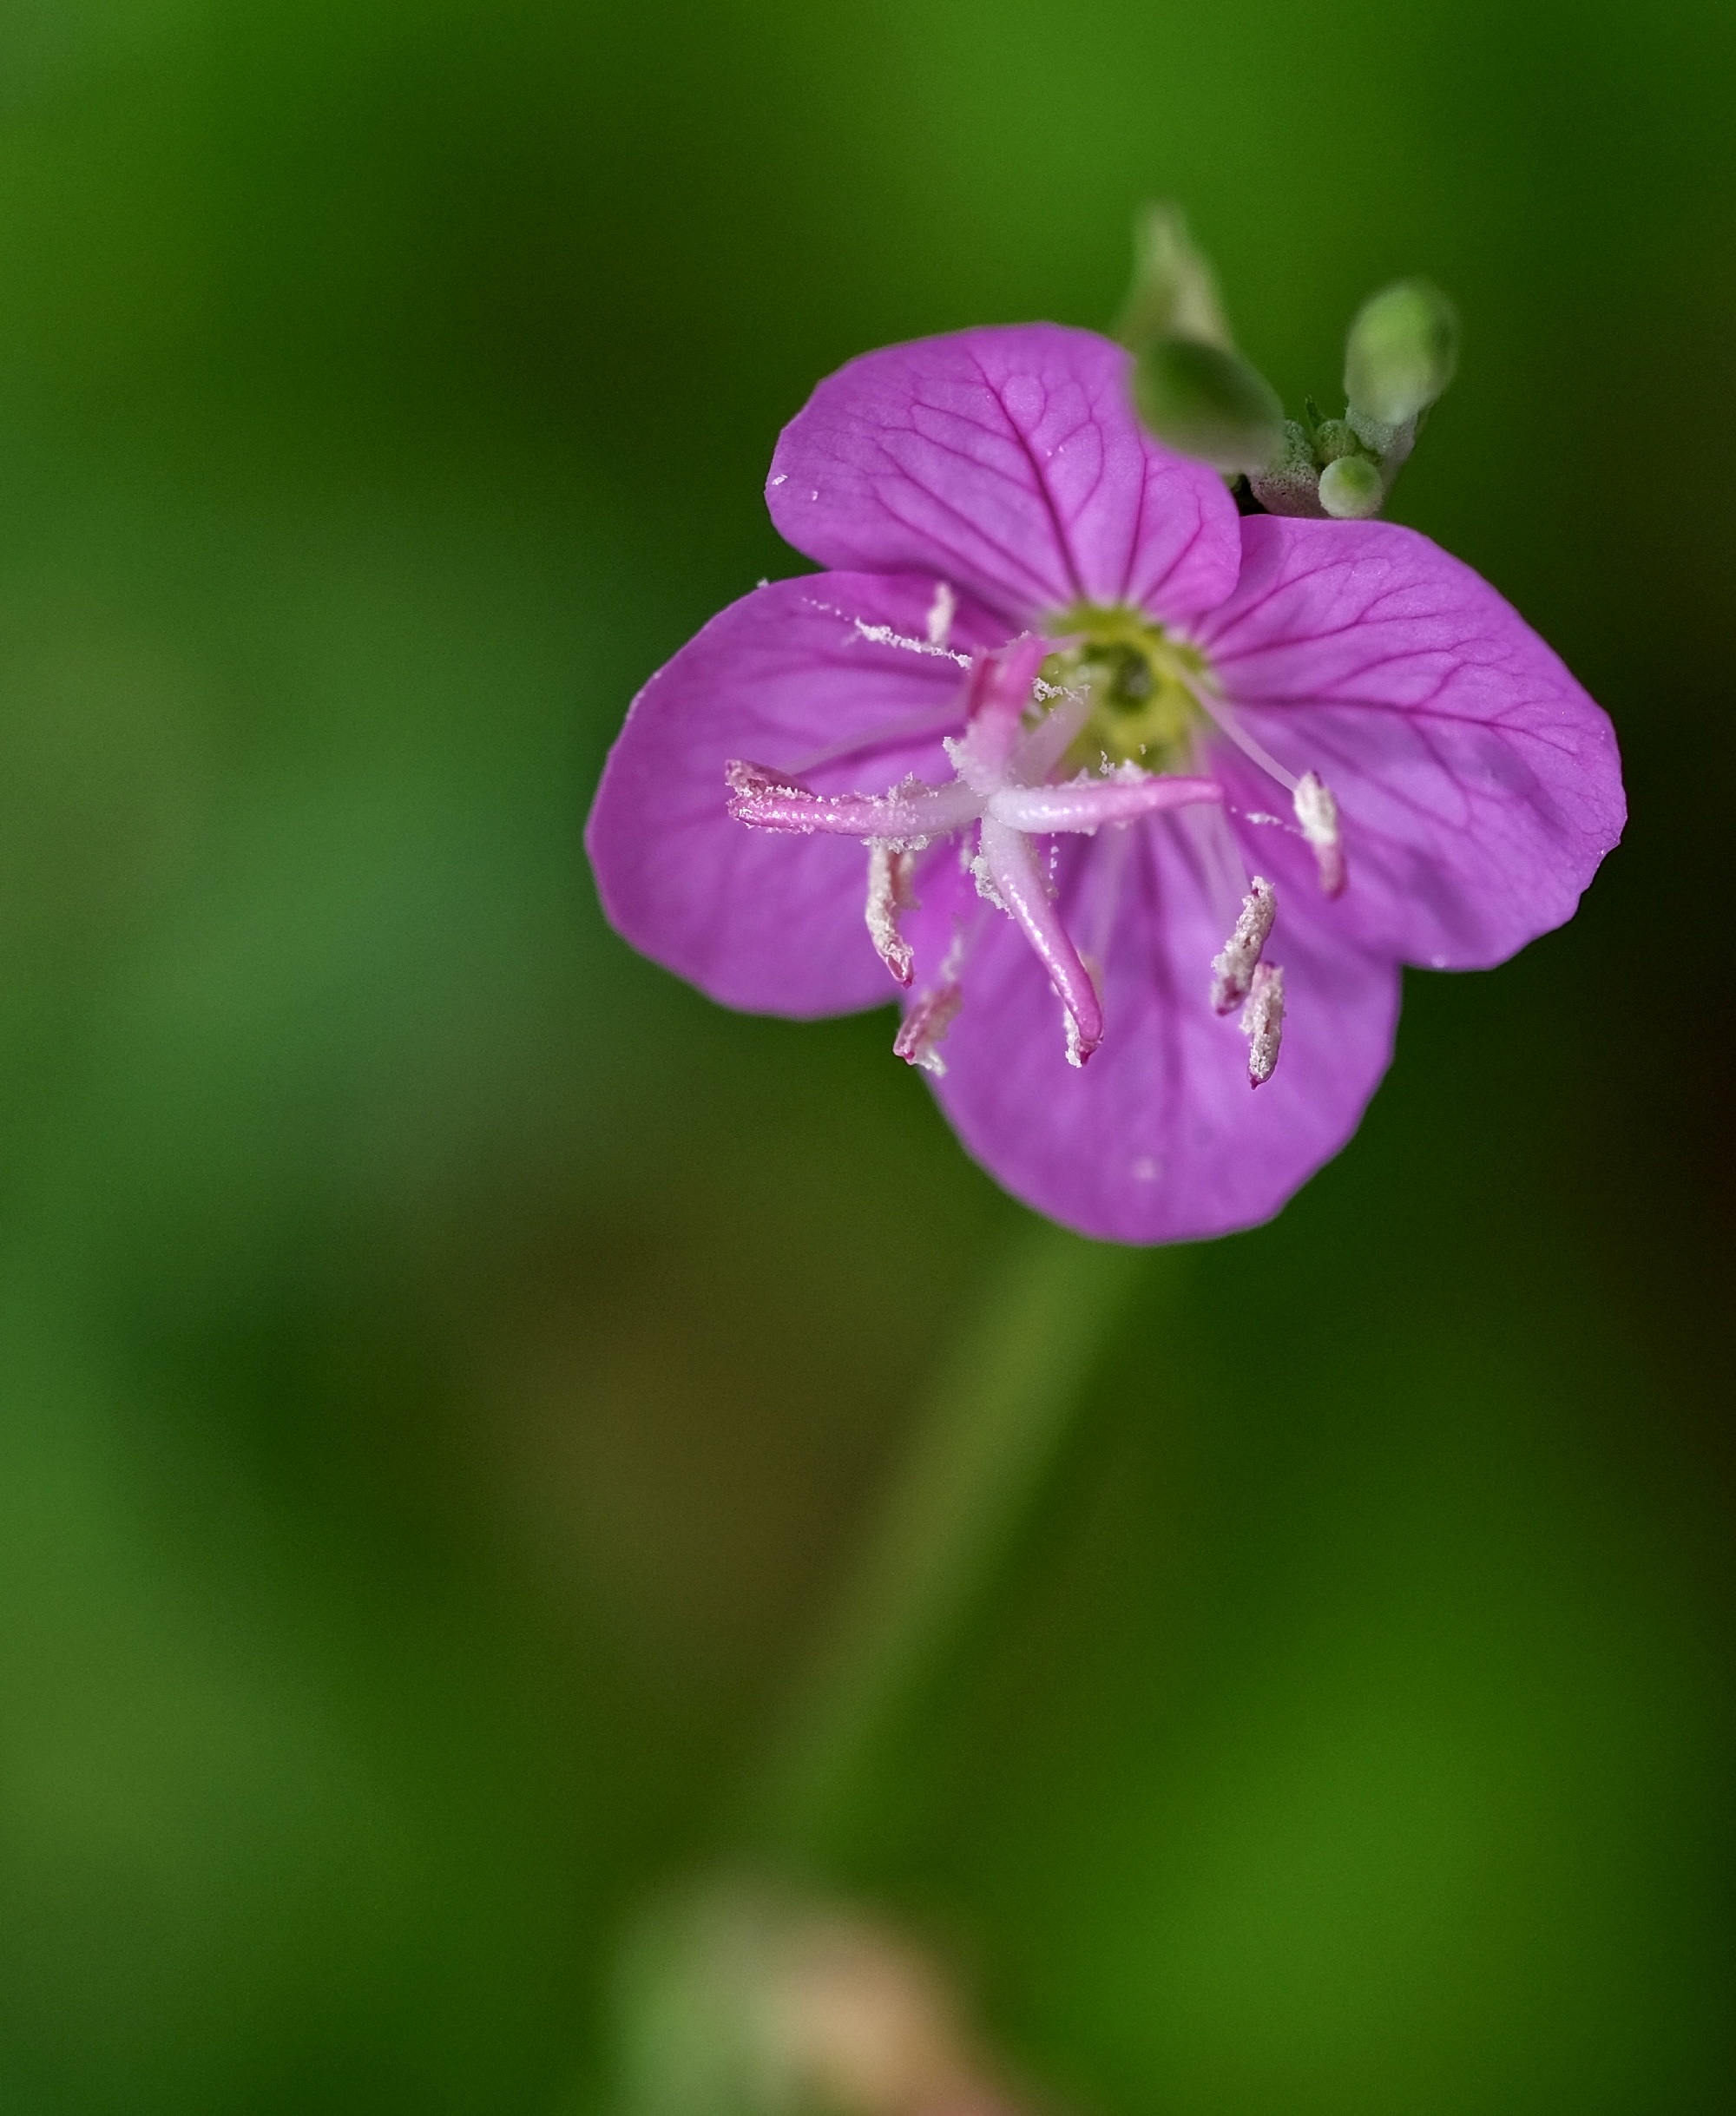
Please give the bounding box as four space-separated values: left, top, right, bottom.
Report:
1040 602 1210 774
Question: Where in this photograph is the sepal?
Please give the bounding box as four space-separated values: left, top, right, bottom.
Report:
1344 279 1460 426
1118 202 1286 474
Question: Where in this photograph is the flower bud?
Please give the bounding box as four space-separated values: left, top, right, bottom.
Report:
1311 417 1363 463
1132 338 1286 475
1343 279 1459 426
1115 200 1233 352
1318 454 1384 519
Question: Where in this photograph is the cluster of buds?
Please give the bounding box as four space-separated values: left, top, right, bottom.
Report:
1117 204 1459 520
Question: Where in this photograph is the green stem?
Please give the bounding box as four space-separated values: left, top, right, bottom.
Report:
747 1219 1147 1863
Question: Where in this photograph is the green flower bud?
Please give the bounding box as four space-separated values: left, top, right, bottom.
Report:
1132 338 1286 475
1318 454 1384 519
1115 200 1233 352
1343 279 1459 426
1312 417 1364 463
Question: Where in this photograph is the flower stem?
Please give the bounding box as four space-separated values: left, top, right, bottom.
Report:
746 1219 1148 1863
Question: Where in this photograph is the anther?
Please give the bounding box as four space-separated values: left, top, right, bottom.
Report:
926 580 957 647
1210 875 1276 1014
1240 961 1285 1087
865 841 918 986
1292 771 1346 896
893 982 963 1074
967 844 1004 910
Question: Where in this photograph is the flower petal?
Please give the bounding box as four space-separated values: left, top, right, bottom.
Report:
586 573 1005 1015
1196 517 1627 969
767 325 1241 628
902 817 1399 1244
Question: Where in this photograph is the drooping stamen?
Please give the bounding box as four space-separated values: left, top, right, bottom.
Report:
1240 961 1285 1086
1210 876 1277 1015
865 841 918 987
1182 682 1351 897
893 981 963 1074
990 770 1222 835
979 816 1103 1066
725 759 981 841
1292 771 1346 896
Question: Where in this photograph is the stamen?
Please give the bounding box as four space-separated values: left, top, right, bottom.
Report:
1210 876 1277 1015
1187 686 1300 793
1292 771 1347 896
1240 961 1285 1087
967 844 1005 911
925 581 957 647
865 842 918 987
894 982 962 1074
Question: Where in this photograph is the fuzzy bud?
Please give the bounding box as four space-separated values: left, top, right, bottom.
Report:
1312 417 1364 463
1318 455 1384 519
1132 338 1286 475
1344 279 1460 427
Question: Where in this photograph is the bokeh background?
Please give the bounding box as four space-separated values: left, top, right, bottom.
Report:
1 1 1733 2110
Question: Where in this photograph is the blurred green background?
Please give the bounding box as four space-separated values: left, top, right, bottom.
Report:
0 1 1732 2110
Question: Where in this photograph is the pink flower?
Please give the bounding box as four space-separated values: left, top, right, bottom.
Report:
587 325 1624 1242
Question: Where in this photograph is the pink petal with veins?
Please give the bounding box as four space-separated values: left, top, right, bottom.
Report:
904 827 1398 1242
1198 517 1626 969
767 325 1242 628
587 572 1006 1015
